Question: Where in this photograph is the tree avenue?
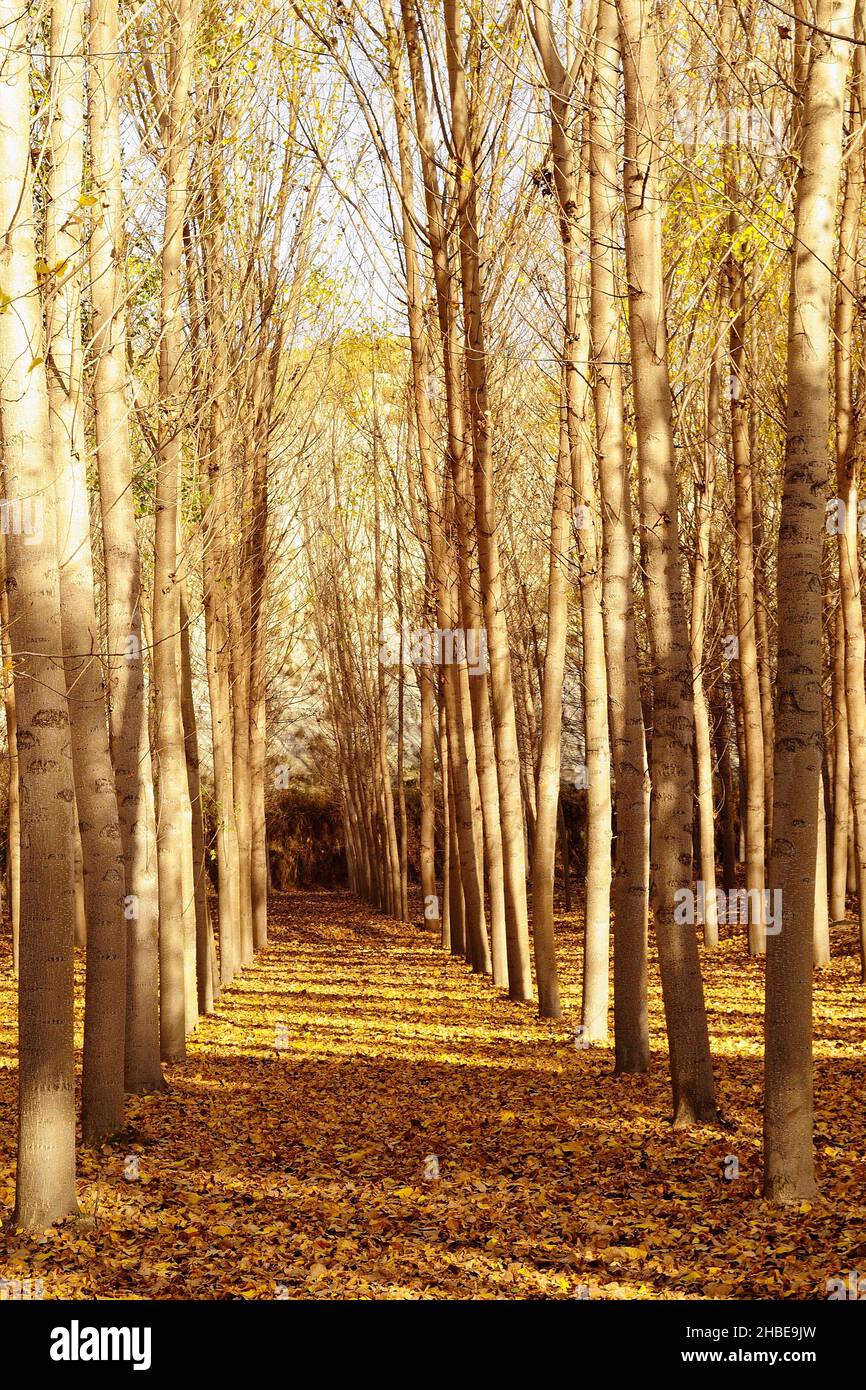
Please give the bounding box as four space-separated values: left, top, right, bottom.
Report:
0 0 864 1319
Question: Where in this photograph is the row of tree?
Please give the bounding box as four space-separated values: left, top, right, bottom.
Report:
299 0 860 1206
3 0 864 1231
1 0 322 1228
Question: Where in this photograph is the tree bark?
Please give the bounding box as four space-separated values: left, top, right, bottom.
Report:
46 0 126 1141
179 585 215 1014
89 0 164 1095
618 0 718 1124
153 0 199 1056
589 0 650 1068
443 0 533 995
720 0 766 954
830 604 850 921
199 92 241 988
690 336 723 949
532 395 572 1019
0 565 20 976
0 0 78 1226
399 0 496 981
764 0 852 1203
833 17 866 976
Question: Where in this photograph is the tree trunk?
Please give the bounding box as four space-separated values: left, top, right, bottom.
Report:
532 398 572 1019
764 0 851 1203
89 0 164 1095
830 605 850 921
814 777 831 967
395 529 410 922
227 550 254 963
46 0 126 1142
0 0 78 1226
834 19 866 977
438 691 451 948
710 660 739 894
447 750 466 957
419 593 439 934
0 570 20 976
180 586 215 1014
721 0 766 954
558 800 573 914
528 0 613 1031
153 0 199 1056
589 0 651 1070
443 0 532 996
618 0 717 1124
399 0 494 980
247 386 270 954
247 538 268 949
690 335 722 949
199 133 241 986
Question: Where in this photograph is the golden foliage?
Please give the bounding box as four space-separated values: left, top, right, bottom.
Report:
1 892 863 1299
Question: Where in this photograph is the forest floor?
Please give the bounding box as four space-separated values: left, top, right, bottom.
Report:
1 888 865 1299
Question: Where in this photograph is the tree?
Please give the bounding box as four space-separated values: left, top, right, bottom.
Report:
443 0 534 997
617 0 717 1124
1 0 78 1227
47 0 127 1141
833 6 866 977
720 0 766 956
153 0 200 1057
89 0 164 1095
764 0 852 1204
589 0 650 1068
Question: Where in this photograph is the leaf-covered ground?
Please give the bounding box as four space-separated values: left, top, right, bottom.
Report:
1 890 864 1299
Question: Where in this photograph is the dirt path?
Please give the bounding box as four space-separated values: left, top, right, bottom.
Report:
1 890 864 1298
